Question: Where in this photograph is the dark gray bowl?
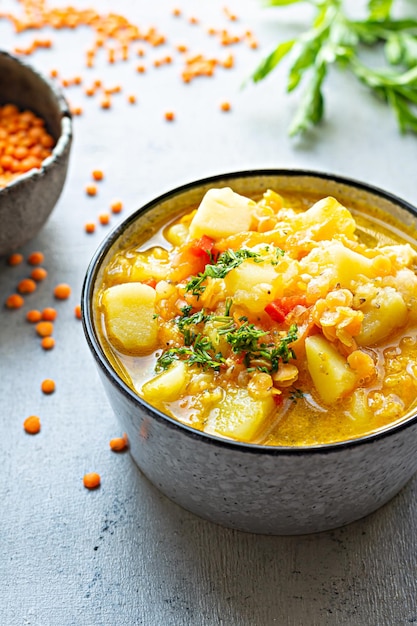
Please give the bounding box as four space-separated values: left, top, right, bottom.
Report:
0 51 72 256
82 169 417 535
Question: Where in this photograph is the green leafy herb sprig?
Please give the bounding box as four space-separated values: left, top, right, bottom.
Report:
155 297 298 375
250 0 417 136
185 248 260 297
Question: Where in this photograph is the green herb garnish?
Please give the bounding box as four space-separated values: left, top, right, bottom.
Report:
249 0 417 136
155 336 226 372
185 248 260 297
226 322 268 353
245 324 299 373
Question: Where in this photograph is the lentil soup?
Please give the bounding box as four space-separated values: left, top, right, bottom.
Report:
94 185 417 446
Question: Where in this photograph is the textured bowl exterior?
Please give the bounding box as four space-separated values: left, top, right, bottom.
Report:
0 51 72 255
96 368 417 535
82 169 417 535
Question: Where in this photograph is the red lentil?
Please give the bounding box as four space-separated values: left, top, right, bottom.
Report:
26 309 42 323
27 251 44 265
92 169 104 181
17 278 37 294
23 415 41 435
110 200 123 214
0 104 54 188
36 320 54 337
109 435 128 452
41 336 55 350
222 54 234 69
83 472 101 489
99 213 110 225
8 253 24 266
100 96 111 109
74 304 82 320
41 307 57 321
5 293 24 309
85 183 97 196
54 283 72 300
85 222 96 234
31 267 48 281
41 378 56 394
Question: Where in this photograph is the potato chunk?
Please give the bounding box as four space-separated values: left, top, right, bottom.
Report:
224 259 280 314
355 287 407 346
130 247 170 283
305 334 357 404
102 282 158 354
300 241 381 289
225 259 278 294
292 196 356 240
188 187 256 240
141 361 189 403
206 386 275 442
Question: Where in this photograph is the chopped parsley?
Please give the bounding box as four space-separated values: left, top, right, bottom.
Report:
156 335 226 372
156 247 299 375
156 294 299 375
185 248 261 297
226 322 268 354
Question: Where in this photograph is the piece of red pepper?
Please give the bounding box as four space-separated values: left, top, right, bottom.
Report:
264 295 307 323
264 301 286 323
189 235 215 261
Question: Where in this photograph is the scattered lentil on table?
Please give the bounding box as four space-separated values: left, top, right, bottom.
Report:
41 336 55 350
35 320 54 337
109 435 128 452
83 472 101 490
1 0 260 489
53 283 72 300
41 379 56 394
41 307 57 321
30 267 48 281
23 415 41 435
27 251 45 266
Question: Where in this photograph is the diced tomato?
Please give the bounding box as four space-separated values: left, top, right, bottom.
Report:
234 353 246 365
264 301 286 323
142 278 157 288
171 236 215 282
189 235 215 261
279 295 307 314
273 393 283 406
264 295 307 322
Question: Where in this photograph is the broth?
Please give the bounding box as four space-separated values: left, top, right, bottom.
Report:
95 187 417 446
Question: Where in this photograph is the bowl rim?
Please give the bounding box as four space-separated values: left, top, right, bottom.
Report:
0 49 72 191
82 167 417 455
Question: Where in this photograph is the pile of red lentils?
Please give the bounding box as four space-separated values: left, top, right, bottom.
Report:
1 0 259 490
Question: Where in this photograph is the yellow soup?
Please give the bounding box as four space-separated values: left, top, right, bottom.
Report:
95 187 417 446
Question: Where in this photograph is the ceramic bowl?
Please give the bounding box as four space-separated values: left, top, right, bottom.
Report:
82 169 417 535
0 50 72 256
